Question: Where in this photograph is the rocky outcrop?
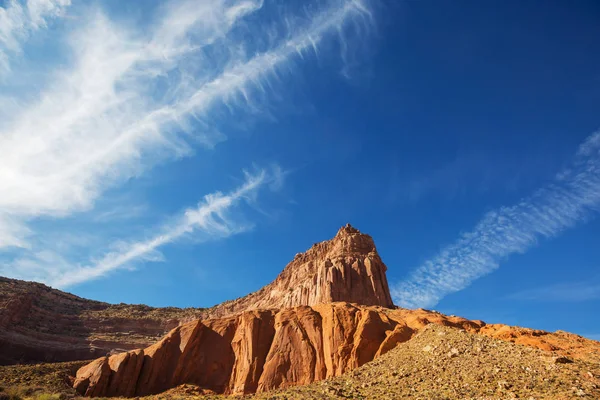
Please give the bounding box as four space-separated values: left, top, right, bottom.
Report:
206 224 394 318
73 303 483 396
75 303 600 397
1 224 393 365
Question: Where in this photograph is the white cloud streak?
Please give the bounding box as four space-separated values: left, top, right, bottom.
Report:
1 167 277 287
0 0 70 73
393 131 600 309
0 0 370 250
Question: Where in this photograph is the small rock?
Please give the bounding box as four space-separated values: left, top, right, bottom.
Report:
498 380 512 390
447 348 460 358
422 345 433 352
326 387 339 395
553 356 573 364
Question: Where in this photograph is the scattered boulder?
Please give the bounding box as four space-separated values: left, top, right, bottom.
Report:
554 356 574 364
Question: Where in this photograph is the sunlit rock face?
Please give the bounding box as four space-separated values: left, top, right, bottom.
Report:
204 223 395 318
74 303 488 396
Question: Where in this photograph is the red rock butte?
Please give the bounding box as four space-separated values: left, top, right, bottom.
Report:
204 223 394 318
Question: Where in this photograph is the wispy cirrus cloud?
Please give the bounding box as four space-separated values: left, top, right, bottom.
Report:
393 130 600 309
1 167 277 287
0 0 371 287
0 0 70 73
0 0 264 247
507 279 600 302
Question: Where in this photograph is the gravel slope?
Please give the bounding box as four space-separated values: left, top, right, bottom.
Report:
249 324 600 400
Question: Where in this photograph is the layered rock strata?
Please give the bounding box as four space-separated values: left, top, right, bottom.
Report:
205 224 394 317
0 277 206 365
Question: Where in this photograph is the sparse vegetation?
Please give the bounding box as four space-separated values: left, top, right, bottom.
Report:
0 386 67 400
0 361 85 398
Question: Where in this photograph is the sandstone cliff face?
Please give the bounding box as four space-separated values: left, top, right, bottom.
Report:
205 224 394 318
74 303 485 396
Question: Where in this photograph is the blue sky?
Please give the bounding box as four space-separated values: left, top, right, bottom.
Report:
1 0 599 340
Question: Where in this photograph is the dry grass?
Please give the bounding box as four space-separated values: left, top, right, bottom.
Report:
0 386 67 400
0 361 84 398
